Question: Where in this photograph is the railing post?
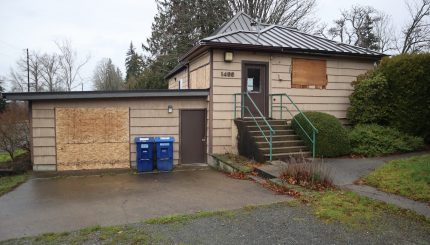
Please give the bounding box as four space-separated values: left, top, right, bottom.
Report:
234 94 237 119
241 93 245 118
312 130 316 158
270 95 273 119
269 131 273 161
280 95 283 120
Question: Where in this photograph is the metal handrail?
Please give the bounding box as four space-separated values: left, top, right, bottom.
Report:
270 93 318 158
234 92 275 161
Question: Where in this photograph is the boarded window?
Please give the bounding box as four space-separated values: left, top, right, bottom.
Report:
292 58 327 89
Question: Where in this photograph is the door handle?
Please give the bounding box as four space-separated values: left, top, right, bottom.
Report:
202 138 206 142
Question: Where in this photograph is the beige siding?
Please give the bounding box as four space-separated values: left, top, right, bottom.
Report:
211 49 375 154
31 97 208 170
31 108 56 170
189 52 210 89
168 68 188 89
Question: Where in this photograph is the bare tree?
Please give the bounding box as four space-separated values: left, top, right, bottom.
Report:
398 0 430 53
228 0 317 32
56 39 90 91
39 53 62 91
374 12 396 53
327 5 382 50
93 58 124 91
0 103 29 161
8 51 44 92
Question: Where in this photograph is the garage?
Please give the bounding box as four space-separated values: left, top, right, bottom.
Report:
4 90 209 171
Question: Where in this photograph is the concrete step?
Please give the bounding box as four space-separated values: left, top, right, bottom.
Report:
259 146 308 154
256 140 305 148
248 129 295 136
246 125 289 131
265 151 312 160
241 119 287 126
253 135 300 141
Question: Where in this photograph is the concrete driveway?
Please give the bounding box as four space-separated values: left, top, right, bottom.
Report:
0 167 289 241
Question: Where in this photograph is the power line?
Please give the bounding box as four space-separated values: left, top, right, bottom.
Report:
0 39 22 51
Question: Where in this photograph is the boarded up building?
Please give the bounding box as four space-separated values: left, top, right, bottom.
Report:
3 12 384 171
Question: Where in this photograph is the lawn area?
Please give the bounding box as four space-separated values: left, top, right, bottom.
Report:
0 174 29 196
364 154 430 203
0 149 27 165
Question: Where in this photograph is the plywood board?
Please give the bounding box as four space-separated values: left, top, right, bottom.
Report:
56 107 130 171
292 58 327 87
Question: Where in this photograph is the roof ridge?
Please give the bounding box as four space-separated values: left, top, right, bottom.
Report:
203 29 258 41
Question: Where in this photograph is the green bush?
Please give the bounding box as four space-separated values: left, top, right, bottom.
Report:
292 112 350 157
349 124 424 157
347 53 430 142
347 73 392 125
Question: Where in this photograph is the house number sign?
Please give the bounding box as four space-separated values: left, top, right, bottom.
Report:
221 71 235 77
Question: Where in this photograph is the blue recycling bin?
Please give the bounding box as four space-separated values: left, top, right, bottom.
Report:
154 136 175 171
134 137 154 172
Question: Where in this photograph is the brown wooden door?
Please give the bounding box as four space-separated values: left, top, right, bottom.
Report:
180 110 206 164
242 63 268 117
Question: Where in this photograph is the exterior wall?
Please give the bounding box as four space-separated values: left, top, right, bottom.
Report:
210 49 375 154
168 68 188 89
189 51 210 89
31 97 208 171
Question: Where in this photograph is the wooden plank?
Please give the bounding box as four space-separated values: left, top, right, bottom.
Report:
32 118 55 128
130 109 179 118
56 108 130 171
33 146 56 156
33 128 55 137
33 137 55 147
292 58 327 87
130 126 178 135
32 109 54 118
130 117 179 127
34 156 56 165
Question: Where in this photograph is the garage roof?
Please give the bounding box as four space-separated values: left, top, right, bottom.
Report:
2 89 209 101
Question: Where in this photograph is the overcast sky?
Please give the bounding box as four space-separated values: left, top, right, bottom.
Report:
0 0 410 91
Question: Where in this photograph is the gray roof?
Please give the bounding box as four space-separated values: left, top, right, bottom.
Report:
164 62 187 79
168 12 384 79
202 25 384 57
2 89 209 101
211 12 269 35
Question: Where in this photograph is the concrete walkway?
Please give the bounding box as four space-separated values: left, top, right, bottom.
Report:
0 168 289 241
257 151 430 218
323 152 430 218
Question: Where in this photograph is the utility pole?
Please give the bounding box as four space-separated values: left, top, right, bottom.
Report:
26 48 30 92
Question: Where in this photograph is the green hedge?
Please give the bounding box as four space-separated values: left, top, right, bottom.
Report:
292 112 350 157
349 124 424 157
347 53 430 143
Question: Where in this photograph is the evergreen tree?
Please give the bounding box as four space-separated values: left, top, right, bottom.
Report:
125 42 144 87
357 14 380 50
132 0 231 89
93 58 124 91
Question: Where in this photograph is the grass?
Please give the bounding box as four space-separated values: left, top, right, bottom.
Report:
144 209 236 224
5 224 159 245
0 174 29 196
0 206 257 244
0 149 27 165
364 154 430 203
278 179 429 229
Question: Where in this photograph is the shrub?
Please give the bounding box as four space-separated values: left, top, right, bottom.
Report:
349 124 424 157
347 73 392 125
348 53 430 142
280 161 334 191
292 112 350 157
